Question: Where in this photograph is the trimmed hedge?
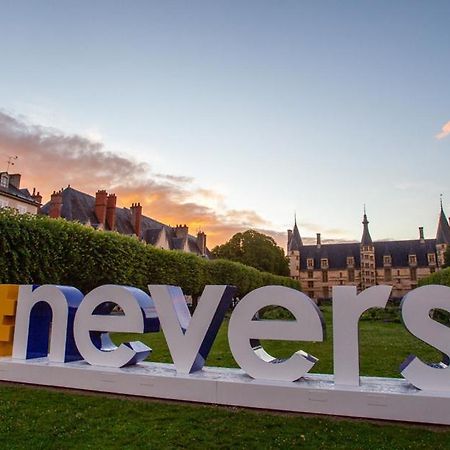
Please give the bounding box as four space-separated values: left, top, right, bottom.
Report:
418 267 450 288
0 209 299 297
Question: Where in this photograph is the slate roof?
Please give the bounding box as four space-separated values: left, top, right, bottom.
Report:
299 238 437 270
40 187 210 257
288 220 303 251
361 213 373 245
0 181 39 205
436 205 450 244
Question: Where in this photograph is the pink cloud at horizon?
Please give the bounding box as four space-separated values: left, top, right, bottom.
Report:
0 110 287 249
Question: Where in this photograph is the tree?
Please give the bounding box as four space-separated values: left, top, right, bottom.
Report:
212 230 290 276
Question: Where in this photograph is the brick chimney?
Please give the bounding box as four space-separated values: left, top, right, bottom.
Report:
197 231 207 255
419 226 425 243
106 193 117 231
49 190 63 218
316 233 321 248
8 174 21 189
95 190 108 228
175 224 189 239
130 202 142 238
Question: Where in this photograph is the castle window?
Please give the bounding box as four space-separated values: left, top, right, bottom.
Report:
307 258 314 268
383 255 391 265
384 268 392 281
307 281 314 288
308 291 314 298
346 256 354 266
348 269 355 282
428 253 436 264
307 270 314 279
320 258 328 269
322 286 329 298
409 255 417 266
410 267 417 281
322 270 328 282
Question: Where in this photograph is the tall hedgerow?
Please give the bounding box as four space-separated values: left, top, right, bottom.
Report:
0 209 299 296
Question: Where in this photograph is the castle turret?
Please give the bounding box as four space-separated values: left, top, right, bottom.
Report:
287 217 303 281
360 208 376 290
436 198 450 267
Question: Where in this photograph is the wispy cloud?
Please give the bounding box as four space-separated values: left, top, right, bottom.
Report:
0 110 281 248
436 120 450 140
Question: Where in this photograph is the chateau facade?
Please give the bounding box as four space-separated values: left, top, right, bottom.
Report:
287 205 450 300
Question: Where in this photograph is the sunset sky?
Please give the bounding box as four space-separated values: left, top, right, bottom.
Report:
0 1 449 248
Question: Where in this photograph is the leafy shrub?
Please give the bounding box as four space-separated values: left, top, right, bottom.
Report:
419 267 450 288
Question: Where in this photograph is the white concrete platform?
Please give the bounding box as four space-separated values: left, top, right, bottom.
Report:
1 357 450 425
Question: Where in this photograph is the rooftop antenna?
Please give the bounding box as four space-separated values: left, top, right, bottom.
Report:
6 155 18 172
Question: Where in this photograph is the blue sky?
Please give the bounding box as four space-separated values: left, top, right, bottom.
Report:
0 1 449 246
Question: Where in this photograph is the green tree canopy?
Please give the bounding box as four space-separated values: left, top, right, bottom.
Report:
212 230 290 276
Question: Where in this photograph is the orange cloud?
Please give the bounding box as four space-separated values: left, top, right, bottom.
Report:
0 110 283 248
436 120 450 140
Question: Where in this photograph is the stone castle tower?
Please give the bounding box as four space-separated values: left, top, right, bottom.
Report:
360 209 376 290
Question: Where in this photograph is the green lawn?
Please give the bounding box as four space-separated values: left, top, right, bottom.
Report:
1 305 449 449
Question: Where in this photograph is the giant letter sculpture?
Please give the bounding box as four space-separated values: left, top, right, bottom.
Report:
228 286 324 382
74 285 159 367
148 285 235 373
13 285 83 362
401 284 450 391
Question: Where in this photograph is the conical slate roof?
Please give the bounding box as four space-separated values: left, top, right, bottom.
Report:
288 219 303 251
436 203 450 244
361 213 373 246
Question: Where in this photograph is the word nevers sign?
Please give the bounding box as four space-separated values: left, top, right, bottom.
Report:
0 283 450 424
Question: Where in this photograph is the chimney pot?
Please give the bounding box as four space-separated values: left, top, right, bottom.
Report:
197 231 207 256
49 190 63 218
316 233 321 248
95 190 108 227
419 226 425 243
130 202 143 238
106 193 117 231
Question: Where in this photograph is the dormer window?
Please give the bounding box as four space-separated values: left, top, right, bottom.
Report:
307 258 314 269
409 254 417 265
428 253 436 265
383 255 391 266
321 258 329 269
346 256 354 266
0 173 9 188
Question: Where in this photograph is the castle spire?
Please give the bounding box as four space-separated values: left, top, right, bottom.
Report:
436 197 450 244
361 207 373 245
288 215 303 251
